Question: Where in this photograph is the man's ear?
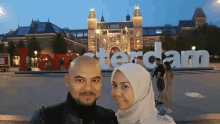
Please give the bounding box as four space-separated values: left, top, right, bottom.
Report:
65 73 70 88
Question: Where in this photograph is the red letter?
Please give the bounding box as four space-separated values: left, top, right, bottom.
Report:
53 53 79 70
18 48 29 71
38 54 53 70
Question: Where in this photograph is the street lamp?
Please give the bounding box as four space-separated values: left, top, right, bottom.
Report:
34 51 37 67
96 29 100 53
192 46 196 51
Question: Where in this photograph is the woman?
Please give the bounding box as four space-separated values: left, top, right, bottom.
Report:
162 62 174 113
111 63 176 124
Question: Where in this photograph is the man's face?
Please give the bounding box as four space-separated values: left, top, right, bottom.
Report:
155 60 160 66
65 61 102 106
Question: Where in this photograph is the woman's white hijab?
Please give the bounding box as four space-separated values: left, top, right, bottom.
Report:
111 63 158 124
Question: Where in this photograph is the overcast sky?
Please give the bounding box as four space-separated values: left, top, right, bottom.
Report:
0 0 220 34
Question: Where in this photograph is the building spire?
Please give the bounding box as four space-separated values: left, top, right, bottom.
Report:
126 9 130 21
48 18 49 22
18 23 19 28
101 10 105 22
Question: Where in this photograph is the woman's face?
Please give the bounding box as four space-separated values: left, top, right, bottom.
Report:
111 70 135 110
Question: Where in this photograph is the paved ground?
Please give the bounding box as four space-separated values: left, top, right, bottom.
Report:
0 62 219 123
0 71 219 123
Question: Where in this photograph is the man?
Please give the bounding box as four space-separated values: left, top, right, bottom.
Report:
60 58 64 70
132 57 136 64
29 56 118 124
152 58 165 105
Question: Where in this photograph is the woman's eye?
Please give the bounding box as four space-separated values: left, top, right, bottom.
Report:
112 84 117 87
122 85 128 89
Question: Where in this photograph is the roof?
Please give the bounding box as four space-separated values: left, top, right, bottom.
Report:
2 20 85 45
142 26 179 37
192 7 206 20
178 20 195 28
17 27 31 36
88 8 97 19
28 21 66 37
133 6 142 17
97 21 133 29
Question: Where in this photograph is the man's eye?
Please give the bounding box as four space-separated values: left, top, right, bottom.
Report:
76 79 84 82
93 79 99 82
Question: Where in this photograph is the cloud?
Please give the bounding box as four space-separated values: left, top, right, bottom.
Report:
0 7 5 16
209 0 220 13
203 0 220 21
0 5 8 20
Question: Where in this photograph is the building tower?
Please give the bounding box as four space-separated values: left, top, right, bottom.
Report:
126 9 130 21
88 8 98 53
132 6 143 51
101 10 105 22
192 7 207 28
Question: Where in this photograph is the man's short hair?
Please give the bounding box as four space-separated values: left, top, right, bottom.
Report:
155 58 161 62
68 56 101 74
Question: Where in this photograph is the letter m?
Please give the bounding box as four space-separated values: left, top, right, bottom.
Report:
181 50 209 68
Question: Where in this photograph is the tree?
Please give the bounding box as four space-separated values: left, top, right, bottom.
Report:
52 33 67 54
160 30 176 51
15 40 25 56
27 35 41 66
7 41 16 66
17 40 25 48
0 44 5 53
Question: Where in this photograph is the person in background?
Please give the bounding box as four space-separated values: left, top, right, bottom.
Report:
26 56 29 71
48 58 52 70
60 58 64 70
152 58 165 105
161 62 174 113
132 57 136 64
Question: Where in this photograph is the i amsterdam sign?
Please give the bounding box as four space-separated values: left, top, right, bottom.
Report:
18 42 209 71
84 42 209 70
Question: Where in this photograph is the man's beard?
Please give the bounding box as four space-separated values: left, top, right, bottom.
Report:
76 92 99 107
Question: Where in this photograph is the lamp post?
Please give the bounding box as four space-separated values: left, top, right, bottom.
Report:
192 46 196 51
96 29 100 53
34 51 37 67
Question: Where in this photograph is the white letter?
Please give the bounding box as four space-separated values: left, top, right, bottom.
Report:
96 48 109 69
155 42 162 61
198 50 209 67
181 51 207 68
143 51 157 68
163 51 180 68
128 51 143 63
111 52 128 68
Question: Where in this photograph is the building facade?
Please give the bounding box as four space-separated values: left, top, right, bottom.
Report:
0 19 86 55
0 6 207 56
63 6 207 55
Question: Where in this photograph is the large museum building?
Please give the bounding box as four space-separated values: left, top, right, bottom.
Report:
0 6 206 56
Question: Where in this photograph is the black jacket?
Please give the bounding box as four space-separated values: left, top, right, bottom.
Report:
29 93 118 124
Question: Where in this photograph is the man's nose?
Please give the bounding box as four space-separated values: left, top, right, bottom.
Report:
84 82 92 90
